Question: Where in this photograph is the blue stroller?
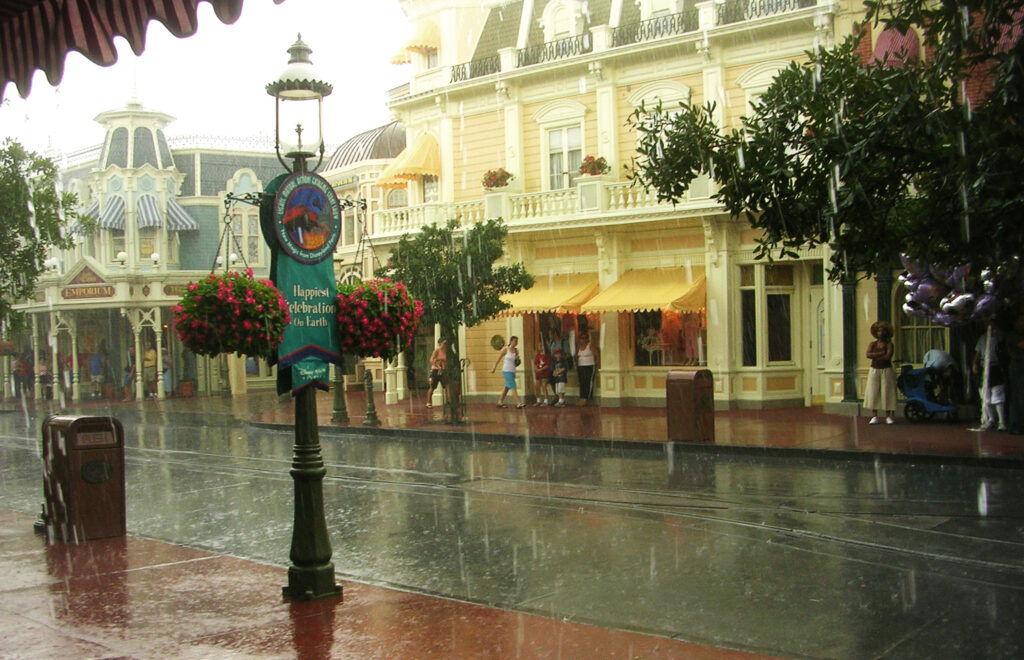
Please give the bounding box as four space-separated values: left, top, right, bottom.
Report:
896 364 960 423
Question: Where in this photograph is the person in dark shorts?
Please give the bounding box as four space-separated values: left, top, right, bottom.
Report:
426 339 447 408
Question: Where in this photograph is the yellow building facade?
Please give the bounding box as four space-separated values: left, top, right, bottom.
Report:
329 0 945 411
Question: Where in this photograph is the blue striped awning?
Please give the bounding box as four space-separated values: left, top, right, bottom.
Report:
99 195 126 230
167 198 199 231
70 199 100 234
136 194 162 229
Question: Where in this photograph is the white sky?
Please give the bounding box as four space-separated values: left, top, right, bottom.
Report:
0 0 411 156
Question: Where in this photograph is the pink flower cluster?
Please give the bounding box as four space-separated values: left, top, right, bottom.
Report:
336 279 422 361
482 167 514 189
578 155 609 176
173 268 290 358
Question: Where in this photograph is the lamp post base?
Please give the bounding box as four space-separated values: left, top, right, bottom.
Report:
283 387 342 602
282 565 342 601
362 369 380 426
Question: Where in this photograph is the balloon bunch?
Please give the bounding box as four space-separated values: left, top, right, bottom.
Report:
899 255 1022 326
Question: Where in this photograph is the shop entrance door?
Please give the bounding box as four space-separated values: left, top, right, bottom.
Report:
805 286 826 405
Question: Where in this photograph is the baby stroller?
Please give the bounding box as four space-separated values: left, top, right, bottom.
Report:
897 364 959 423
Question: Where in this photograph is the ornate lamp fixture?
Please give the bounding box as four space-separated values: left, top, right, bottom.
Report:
266 34 334 173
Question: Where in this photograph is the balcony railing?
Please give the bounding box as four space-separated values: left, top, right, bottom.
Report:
611 10 700 47
450 54 502 83
372 178 715 238
517 32 593 68
716 0 816 25
375 201 487 236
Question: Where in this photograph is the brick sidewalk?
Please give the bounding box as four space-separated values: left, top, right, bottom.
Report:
0 510 767 658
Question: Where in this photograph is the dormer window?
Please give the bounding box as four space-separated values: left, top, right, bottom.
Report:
639 0 681 21
541 0 585 42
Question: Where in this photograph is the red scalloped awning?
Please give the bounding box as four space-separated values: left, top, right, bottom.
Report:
872 27 920 68
1 0 285 98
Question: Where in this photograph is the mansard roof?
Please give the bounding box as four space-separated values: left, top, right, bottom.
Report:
325 121 406 171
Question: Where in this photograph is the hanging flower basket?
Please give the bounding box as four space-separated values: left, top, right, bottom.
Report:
578 155 609 176
336 279 423 361
0 339 17 356
173 269 290 358
482 167 514 189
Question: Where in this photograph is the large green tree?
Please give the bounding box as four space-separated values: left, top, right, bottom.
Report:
0 139 86 332
629 0 1024 281
381 217 532 423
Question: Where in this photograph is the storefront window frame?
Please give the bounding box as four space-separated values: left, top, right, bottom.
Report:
738 262 796 367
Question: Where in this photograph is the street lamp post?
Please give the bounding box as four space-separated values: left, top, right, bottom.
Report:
331 362 348 423
267 35 341 602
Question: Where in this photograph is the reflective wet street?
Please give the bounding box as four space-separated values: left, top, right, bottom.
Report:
2 407 1023 658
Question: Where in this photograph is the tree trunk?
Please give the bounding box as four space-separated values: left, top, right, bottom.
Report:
442 326 465 424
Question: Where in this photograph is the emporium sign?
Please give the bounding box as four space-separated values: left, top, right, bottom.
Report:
61 285 115 299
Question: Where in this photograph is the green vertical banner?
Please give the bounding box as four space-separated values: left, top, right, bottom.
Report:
270 172 342 394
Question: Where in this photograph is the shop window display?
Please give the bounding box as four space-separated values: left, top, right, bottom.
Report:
537 312 600 360
634 310 706 366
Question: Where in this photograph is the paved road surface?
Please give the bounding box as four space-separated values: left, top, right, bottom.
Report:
1 408 1022 658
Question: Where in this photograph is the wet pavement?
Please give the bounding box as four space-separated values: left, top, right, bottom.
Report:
6 387 1022 460
2 511 745 659
1 394 1023 659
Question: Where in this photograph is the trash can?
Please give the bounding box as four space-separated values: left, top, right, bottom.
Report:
41 415 126 542
666 370 715 443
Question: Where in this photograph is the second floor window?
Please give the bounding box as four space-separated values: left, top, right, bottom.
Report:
227 210 262 267
110 230 125 263
426 48 439 69
548 126 581 190
422 175 439 203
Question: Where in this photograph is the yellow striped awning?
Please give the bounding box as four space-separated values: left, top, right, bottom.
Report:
391 47 411 65
390 20 439 65
581 267 705 314
669 275 706 312
376 133 440 188
501 273 600 315
405 20 440 52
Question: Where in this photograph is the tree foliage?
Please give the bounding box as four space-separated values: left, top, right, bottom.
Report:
381 217 533 422
628 0 1024 281
0 139 87 331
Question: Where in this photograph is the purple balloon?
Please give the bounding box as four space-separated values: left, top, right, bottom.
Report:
902 301 925 317
973 293 999 321
929 265 955 288
909 288 932 307
949 265 971 292
918 280 950 305
942 293 976 318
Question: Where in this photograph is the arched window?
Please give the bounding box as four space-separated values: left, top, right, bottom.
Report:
387 188 408 208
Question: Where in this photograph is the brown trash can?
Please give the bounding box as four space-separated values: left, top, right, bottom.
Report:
666 370 715 443
41 415 126 542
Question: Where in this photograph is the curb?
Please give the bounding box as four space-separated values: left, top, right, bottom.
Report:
245 419 1024 469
